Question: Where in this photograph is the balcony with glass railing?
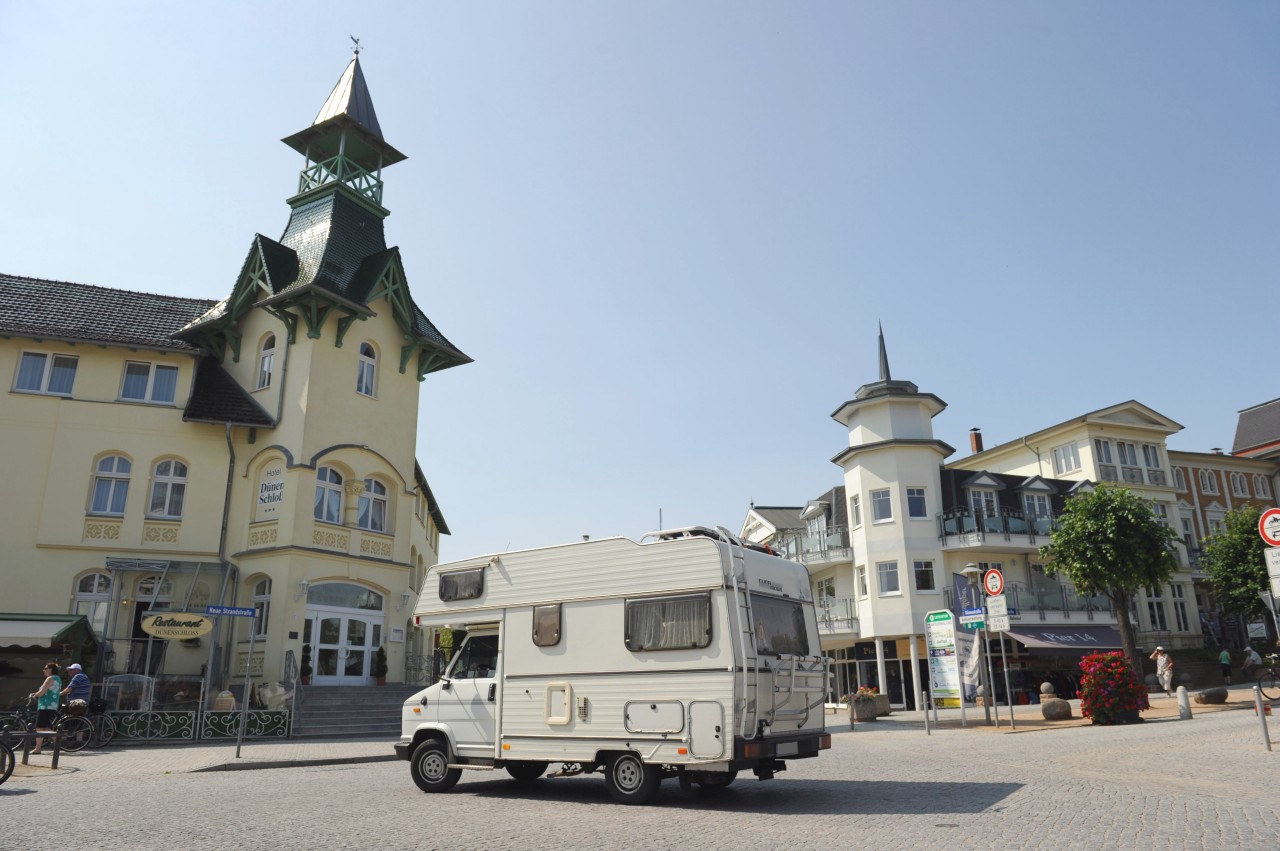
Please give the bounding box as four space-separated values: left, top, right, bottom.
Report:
936 507 1056 550
1097 464 1168 487
814 595 859 638
945 578 1115 622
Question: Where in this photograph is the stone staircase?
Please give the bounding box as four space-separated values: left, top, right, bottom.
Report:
292 684 422 738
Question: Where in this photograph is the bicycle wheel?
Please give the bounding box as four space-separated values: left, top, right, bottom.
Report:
1258 668 1280 701
57 715 93 752
0 715 27 749
89 714 116 748
0 743 14 785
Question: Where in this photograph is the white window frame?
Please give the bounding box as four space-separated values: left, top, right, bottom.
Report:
876 561 900 595
913 559 936 592
15 351 78 395
357 343 377 398
90 455 132 516
358 478 388 532
1229 472 1248 498
148 459 188 519
1198 470 1219 495
850 494 862 528
1052 443 1080 475
314 466 344 524
1171 585 1189 632
257 334 276 390
1142 444 1161 469
870 489 893 523
906 487 927 519
74 572 112 637
1173 467 1185 491
1152 503 1169 526
120 361 179 404
1254 475 1272 499
1093 439 1113 464
252 578 271 638
969 488 999 518
856 565 868 598
1116 442 1138 467
1024 493 1051 518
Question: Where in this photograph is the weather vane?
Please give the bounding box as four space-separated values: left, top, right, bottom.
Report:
350 35 362 55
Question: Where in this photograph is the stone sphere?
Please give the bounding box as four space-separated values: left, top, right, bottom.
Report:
1039 681 1056 696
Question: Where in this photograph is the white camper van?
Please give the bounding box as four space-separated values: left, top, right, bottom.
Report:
395 527 831 804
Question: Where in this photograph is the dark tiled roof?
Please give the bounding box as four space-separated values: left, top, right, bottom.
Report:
938 468 1074 514
278 192 388 300
1233 398 1280 457
414 462 451 535
183 358 275 427
0 273 215 351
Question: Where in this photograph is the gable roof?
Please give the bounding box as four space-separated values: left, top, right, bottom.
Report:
962 400 1183 462
1233 397 1280 458
0 273 215 351
183 358 275 427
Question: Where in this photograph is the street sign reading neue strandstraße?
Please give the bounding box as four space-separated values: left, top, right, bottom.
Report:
205 605 256 617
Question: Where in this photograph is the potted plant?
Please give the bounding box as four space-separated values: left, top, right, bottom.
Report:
846 685 880 722
300 643 313 686
1077 651 1149 725
373 645 388 685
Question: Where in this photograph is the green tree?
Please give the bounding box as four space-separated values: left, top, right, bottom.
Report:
1200 504 1270 623
1039 484 1179 669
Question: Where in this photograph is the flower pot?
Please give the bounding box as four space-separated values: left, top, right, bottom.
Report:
851 701 878 722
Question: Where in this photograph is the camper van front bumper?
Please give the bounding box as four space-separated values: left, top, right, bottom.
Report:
733 731 830 765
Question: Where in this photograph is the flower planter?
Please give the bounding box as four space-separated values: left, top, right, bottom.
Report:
851 701 878 722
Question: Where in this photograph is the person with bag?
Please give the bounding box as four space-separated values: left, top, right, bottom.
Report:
27 662 62 755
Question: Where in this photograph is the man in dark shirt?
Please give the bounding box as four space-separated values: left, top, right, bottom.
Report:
60 663 92 703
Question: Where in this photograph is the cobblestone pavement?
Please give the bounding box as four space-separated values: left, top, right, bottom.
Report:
3 689 1275 851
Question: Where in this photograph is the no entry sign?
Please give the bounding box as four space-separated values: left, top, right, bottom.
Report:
1259 508 1280 548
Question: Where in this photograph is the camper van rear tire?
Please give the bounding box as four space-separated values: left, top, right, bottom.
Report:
410 741 461 793
505 761 547 782
690 769 738 790
604 752 660 805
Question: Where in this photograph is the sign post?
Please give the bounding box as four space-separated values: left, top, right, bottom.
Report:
207 605 258 758
925 611 962 715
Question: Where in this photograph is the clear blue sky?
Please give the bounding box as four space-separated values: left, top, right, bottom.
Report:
4 3 1278 558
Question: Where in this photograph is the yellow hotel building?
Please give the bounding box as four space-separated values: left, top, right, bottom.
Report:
0 56 469 709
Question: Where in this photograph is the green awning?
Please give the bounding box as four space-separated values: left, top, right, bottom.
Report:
0 614 97 650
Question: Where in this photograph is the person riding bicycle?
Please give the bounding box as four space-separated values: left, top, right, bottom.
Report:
1241 646 1263 680
60 663 91 705
27 661 62 755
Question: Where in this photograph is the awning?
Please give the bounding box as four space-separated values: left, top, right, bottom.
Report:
1003 625 1123 655
0 614 97 650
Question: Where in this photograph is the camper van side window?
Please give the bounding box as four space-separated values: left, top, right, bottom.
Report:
749 593 810 656
624 593 711 652
439 568 484 602
533 603 562 647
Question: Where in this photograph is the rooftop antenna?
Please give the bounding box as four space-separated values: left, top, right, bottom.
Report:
350 35 362 55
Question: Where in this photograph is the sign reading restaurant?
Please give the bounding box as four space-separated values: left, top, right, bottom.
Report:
140 613 215 640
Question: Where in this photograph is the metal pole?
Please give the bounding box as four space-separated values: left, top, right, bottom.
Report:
982 626 999 728
1254 686 1272 752
235 627 257 759
999 634 1015 730
923 690 931 736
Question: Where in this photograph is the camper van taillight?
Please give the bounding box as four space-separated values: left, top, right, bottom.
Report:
742 742 764 760
415 615 420 625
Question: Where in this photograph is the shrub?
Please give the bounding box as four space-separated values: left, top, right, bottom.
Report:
1078 651 1149 724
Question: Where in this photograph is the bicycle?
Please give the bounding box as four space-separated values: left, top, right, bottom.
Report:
0 740 13 785
85 698 116 749
1256 654 1280 701
0 700 93 753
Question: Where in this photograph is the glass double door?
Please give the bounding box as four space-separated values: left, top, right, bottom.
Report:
307 607 383 685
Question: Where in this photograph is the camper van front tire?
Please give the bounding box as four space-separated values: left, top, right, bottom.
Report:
410 741 461 793
604 752 661 805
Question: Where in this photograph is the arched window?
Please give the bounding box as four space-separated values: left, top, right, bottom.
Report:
137 575 173 610
90 455 131 515
314 466 343 523
252 578 271 638
358 478 388 532
356 343 377 397
74 573 112 637
257 334 276 390
1255 475 1272 499
148 459 188 518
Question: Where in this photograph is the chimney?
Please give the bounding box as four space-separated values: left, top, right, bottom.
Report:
1211 448 1223 455
970 428 984 454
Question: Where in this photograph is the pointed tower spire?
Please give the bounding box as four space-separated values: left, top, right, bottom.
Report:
281 55 406 212
877 321 892 382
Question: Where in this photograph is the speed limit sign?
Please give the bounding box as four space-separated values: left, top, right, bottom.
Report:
984 568 1004 596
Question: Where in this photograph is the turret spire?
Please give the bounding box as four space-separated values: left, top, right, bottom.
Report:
877 321 892 382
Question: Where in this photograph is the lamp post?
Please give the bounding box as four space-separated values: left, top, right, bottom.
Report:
963 563 993 725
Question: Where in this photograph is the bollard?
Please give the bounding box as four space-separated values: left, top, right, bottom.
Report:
1255 687 1272 752
923 690 930 736
1176 685 1192 720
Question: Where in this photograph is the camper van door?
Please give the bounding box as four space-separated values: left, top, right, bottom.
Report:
440 632 499 758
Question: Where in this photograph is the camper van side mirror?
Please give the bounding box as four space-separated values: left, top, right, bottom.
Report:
440 679 452 691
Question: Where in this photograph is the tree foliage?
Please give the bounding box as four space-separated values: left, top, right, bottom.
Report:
1039 484 1178 668
1200 503 1270 619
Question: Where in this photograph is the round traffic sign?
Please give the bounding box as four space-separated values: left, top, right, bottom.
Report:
983 568 1004 596
1260 507 1280 548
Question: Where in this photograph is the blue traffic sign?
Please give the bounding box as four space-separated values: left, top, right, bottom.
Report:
206 605 256 617
962 607 984 616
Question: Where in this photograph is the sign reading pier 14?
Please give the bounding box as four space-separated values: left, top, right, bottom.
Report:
1259 507 1280 548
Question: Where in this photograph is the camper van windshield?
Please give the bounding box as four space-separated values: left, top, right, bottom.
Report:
750 593 810 656
448 634 498 679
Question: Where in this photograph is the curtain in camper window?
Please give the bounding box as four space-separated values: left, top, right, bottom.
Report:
750 594 810 656
625 593 711 651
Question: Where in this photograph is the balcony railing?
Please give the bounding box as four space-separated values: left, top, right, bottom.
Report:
774 526 852 567
1097 464 1167 487
937 507 1056 546
945 579 1114 621
815 595 858 636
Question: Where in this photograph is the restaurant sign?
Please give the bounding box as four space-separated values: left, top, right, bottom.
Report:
140 613 215 640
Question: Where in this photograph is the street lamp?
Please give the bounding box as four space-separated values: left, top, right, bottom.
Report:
963 563 993 725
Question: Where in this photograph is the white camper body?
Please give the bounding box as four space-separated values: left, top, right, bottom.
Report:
395 527 831 804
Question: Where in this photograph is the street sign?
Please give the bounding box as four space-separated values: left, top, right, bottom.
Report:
988 615 1011 632
1259 507 1280 547
984 568 1004 596
206 605 256 617
986 594 1008 617
959 606 985 628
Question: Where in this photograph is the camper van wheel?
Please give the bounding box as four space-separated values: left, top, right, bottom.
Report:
410 741 461 793
604 753 660 805
690 769 738 790
505 761 547 782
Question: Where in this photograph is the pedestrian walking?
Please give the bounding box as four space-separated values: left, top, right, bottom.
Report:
27 661 62 754
60 663 91 703
1218 647 1232 685
1149 646 1174 697
1241 646 1262 680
